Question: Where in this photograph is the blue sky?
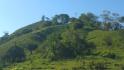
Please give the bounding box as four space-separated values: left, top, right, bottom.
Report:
0 0 124 36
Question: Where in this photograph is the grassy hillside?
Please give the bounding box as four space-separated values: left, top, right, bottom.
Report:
1 29 124 70
0 12 124 70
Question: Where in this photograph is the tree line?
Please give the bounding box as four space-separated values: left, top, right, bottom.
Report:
41 10 124 30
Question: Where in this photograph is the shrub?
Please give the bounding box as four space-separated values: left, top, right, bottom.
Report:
2 46 25 64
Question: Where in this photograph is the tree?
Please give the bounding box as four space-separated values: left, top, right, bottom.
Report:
52 15 59 24
3 46 25 63
41 15 50 22
59 14 70 24
69 19 84 30
101 10 123 30
120 16 124 23
69 17 77 22
42 33 63 60
41 15 45 22
101 10 112 30
0 32 10 45
25 43 38 54
2 32 9 40
46 17 50 21
79 12 98 29
52 14 70 24
112 13 122 30
3 32 9 37
61 30 94 57
101 10 112 23
94 22 102 30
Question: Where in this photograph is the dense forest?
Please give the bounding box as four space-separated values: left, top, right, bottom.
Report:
0 10 124 70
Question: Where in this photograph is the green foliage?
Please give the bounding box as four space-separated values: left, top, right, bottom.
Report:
69 19 84 30
120 16 124 22
0 32 10 45
103 53 118 59
52 14 70 24
39 29 95 60
25 43 38 54
79 12 98 29
101 10 123 30
2 46 25 64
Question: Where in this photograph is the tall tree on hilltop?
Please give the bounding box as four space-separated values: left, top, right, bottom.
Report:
79 12 98 29
101 10 112 30
52 14 70 24
101 10 123 30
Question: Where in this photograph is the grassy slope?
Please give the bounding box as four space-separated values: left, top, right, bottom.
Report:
0 24 66 57
2 30 124 70
87 30 124 57
0 22 124 70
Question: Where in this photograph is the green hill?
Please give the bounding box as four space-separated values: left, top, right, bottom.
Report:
0 12 124 70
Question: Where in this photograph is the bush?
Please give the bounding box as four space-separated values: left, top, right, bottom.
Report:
103 53 118 59
25 43 38 54
2 46 25 64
